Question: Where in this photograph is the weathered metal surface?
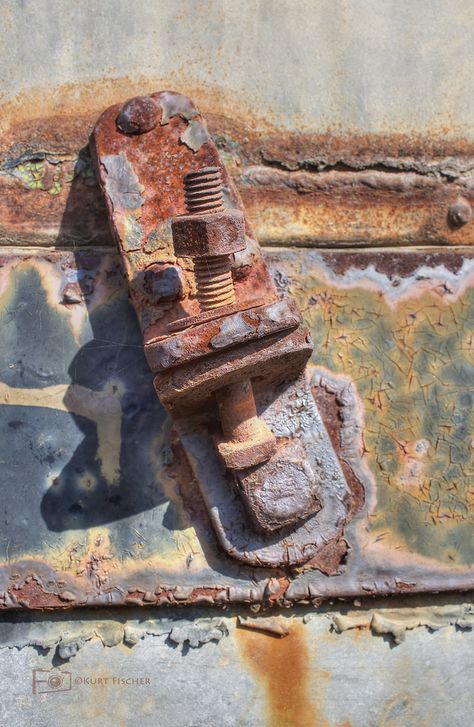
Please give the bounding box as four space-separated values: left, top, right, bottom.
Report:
3 111 474 249
92 92 353 566
3 1 474 144
146 299 303 373
0 597 473 726
0 247 472 608
0 3 473 725
2 1 474 251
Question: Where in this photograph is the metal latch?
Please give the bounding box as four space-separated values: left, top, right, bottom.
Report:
92 92 351 567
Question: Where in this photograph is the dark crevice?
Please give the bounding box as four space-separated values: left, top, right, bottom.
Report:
259 153 474 180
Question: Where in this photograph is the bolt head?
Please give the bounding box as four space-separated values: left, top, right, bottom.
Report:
448 197 472 227
171 209 246 258
236 440 321 533
216 418 276 470
116 96 160 135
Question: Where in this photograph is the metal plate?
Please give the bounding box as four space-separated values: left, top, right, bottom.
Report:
0 246 472 609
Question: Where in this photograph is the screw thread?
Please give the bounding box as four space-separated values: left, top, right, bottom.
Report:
193 256 236 309
184 167 225 215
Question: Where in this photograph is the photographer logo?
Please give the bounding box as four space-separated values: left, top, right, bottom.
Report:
31 668 151 695
32 668 72 695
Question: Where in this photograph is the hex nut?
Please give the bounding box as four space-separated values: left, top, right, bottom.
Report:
215 419 276 470
171 208 246 258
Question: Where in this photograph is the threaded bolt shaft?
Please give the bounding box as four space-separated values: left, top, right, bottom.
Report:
180 168 275 469
193 256 236 309
184 167 225 216
184 167 235 310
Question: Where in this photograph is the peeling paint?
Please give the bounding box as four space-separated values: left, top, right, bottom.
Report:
331 602 474 644
179 120 210 153
0 248 472 607
168 619 228 648
268 249 474 567
237 615 291 637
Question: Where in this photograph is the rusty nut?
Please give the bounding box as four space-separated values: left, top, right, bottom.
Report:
236 441 321 533
171 208 246 258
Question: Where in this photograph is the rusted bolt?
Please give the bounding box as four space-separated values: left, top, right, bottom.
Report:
116 96 160 135
171 167 276 469
448 197 472 227
171 167 246 310
215 379 277 469
236 440 320 533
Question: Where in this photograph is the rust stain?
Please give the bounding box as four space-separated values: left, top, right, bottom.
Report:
2 77 474 248
7 577 70 610
2 75 473 158
312 385 365 520
239 170 474 247
237 622 329 727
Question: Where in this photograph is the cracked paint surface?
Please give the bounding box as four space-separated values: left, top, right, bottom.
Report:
269 249 474 566
0 247 472 607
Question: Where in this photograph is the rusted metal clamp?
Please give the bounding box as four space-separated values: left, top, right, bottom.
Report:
92 91 351 567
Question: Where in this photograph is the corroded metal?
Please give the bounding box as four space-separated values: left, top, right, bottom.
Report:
0 247 472 608
171 164 276 469
2 106 474 249
1 596 474 724
92 92 352 563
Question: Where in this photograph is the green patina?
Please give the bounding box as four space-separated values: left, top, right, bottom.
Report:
4 153 95 195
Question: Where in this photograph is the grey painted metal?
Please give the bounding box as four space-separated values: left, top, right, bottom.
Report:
1 0 474 138
0 602 473 726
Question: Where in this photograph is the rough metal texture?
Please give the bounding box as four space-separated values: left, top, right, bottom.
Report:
177 375 351 567
0 247 472 608
91 91 279 348
92 92 350 564
145 299 303 372
2 2 474 251
0 4 473 725
4 119 474 250
0 598 473 726
116 95 160 135
236 440 321 533
214 379 278 472
172 209 246 258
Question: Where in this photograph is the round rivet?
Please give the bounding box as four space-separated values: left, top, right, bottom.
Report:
116 96 159 135
448 197 472 227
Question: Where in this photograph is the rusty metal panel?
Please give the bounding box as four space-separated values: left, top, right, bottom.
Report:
0 6 473 727
3 115 474 250
0 246 472 609
0 0 473 612
2 3 474 251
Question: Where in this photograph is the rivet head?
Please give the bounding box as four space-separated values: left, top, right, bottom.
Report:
116 96 159 135
448 197 473 227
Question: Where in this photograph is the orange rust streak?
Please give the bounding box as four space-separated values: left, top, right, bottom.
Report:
237 623 328 727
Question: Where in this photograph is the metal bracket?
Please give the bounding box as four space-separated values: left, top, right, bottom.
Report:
92 91 353 567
